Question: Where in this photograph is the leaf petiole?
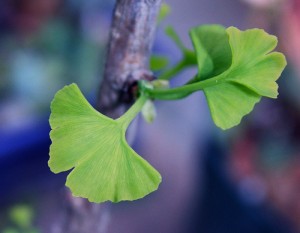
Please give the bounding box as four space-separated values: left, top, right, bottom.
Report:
165 26 186 52
158 60 186 80
117 95 148 128
144 75 223 100
158 51 196 80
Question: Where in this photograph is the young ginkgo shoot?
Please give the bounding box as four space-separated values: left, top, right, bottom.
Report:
49 24 286 203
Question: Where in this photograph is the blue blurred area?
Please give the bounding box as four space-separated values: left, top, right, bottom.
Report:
1 0 300 232
0 0 111 131
0 0 111 230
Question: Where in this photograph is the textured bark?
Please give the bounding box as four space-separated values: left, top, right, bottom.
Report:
52 0 162 232
97 0 162 118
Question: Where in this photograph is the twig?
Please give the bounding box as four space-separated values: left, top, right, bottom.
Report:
97 0 162 118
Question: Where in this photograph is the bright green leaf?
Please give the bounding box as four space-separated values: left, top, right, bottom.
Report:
204 83 261 129
49 84 161 203
190 26 286 129
190 25 232 80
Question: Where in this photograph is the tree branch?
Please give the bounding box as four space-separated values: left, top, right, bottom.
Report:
97 0 162 118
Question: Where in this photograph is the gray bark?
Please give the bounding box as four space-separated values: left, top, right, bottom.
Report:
97 0 162 118
53 0 162 232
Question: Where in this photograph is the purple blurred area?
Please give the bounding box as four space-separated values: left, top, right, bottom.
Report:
1 0 300 232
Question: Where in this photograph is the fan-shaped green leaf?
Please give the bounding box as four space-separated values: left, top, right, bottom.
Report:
190 26 287 129
49 84 161 203
190 24 232 80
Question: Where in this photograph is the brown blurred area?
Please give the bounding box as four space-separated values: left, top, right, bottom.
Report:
13 0 61 34
281 0 300 75
228 1 300 231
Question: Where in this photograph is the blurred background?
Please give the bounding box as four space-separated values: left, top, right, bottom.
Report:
0 0 300 232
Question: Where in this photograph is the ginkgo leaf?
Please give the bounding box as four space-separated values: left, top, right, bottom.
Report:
190 24 232 80
190 26 287 129
49 84 161 203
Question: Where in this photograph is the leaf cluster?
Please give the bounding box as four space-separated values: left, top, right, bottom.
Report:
48 21 286 202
